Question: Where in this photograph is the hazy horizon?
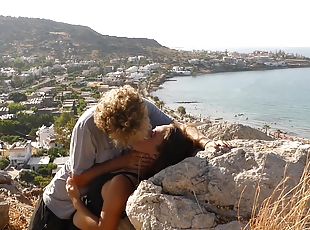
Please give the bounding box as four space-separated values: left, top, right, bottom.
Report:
1 0 310 51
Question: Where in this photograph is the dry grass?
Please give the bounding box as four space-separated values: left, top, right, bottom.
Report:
246 160 310 230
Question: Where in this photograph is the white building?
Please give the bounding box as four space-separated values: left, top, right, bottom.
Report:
125 66 139 73
106 71 125 78
188 59 200 65
29 67 43 77
102 75 124 86
138 66 151 75
144 63 161 70
8 140 32 167
27 156 50 171
110 58 121 64
0 67 18 77
128 56 139 63
171 66 191 76
264 60 287 67
129 72 148 83
255 56 273 64
36 124 56 149
222 57 237 65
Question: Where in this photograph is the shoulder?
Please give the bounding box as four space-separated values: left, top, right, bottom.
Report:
143 97 173 127
143 97 155 108
74 106 97 131
143 97 159 114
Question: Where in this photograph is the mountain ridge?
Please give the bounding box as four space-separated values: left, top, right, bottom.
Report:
0 15 169 58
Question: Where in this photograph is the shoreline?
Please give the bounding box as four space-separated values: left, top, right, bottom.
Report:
192 65 310 77
146 95 310 144
148 66 310 92
145 67 310 143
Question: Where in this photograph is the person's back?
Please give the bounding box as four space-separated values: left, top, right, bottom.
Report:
43 106 122 219
29 85 172 230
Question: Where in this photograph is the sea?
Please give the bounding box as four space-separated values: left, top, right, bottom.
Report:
152 48 310 139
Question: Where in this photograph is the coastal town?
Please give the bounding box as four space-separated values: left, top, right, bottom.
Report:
0 48 310 229
1 48 310 168
0 0 309 226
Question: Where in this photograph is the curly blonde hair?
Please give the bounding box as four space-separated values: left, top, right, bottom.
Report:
94 85 151 147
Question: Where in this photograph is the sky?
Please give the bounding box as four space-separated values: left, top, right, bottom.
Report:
1 0 310 50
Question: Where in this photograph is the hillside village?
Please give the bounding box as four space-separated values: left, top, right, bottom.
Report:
1 48 310 172
0 47 310 229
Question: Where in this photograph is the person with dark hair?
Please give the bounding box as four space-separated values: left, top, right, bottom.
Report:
29 85 172 230
66 122 212 230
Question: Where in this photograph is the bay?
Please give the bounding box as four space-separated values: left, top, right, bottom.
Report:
152 67 310 139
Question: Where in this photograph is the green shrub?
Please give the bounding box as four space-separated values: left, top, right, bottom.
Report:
37 167 50 176
0 157 9 170
37 163 57 176
34 175 52 188
19 169 37 183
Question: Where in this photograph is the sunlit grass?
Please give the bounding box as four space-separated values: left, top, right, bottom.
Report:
245 160 310 230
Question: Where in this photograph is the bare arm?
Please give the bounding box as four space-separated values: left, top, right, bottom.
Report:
73 150 155 187
72 154 124 187
67 174 137 230
66 178 102 229
176 122 211 151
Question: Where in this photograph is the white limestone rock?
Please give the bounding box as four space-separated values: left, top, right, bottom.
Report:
201 122 273 141
126 140 309 229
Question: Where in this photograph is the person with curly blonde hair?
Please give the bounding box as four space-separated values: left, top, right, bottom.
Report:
94 85 151 147
66 122 207 230
29 85 172 230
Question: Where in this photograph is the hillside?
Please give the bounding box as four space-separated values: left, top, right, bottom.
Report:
0 16 169 58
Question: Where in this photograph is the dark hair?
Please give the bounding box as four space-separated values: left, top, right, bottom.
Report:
145 126 203 178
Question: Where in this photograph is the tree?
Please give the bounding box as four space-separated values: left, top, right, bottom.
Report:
8 103 26 114
91 50 101 59
35 148 47 157
77 99 87 115
0 135 21 144
16 113 55 136
72 100 78 116
11 75 23 88
37 163 57 176
37 166 50 176
153 96 159 102
0 157 9 170
34 175 52 188
262 124 271 134
155 100 165 110
8 92 27 102
55 113 77 151
177 106 186 116
47 147 68 161
31 106 38 113
13 58 26 70
0 120 23 136
19 170 37 184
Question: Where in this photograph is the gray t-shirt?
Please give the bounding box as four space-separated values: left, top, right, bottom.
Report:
43 98 172 219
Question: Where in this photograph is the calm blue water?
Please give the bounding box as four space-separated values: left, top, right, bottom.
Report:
152 68 310 138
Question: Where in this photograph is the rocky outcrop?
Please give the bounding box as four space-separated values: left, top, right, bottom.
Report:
0 170 36 229
0 200 9 229
201 122 273 141
126 140 309 229
0 171 12 184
